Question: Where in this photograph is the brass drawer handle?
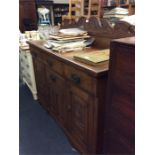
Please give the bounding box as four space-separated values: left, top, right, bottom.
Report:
50 75 57 82
70 74 80 84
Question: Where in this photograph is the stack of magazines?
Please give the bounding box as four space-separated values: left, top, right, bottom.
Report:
44 28 94 53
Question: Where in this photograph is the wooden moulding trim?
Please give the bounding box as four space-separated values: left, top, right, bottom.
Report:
61 16 135 38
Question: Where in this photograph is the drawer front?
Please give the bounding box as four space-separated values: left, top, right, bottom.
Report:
23 72 32 87
64 64 96 95
20 59 33 77
20 53 26 65
25 69 32 80
46 68 64 88
30 47 45 60
44 54 63 75
20 50 30 61
20 58 26 69
20 60 27 75
31 47 63 75
20 52 32 68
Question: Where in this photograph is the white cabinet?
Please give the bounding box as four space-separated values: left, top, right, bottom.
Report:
19 47 37 100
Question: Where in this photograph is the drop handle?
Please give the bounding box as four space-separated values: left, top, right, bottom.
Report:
70 74 80 84
47 59 53 66
50 75 57 82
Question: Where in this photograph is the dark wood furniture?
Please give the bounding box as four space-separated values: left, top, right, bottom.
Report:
61 16 135 49
28 20 135 154
104 37 135 154
62 16 135 37
19 0 54 32
19 0 37 32
28 41 109 154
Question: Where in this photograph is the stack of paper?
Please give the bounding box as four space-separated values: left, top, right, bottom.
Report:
44 28 93 53
59 28 87 36
47 40 86 53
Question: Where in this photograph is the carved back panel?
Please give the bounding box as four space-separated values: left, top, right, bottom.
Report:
61 17 135 49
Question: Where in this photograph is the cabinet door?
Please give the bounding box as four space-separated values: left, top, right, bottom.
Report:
32 54 49 109
67 85 94 153
46 69 67 126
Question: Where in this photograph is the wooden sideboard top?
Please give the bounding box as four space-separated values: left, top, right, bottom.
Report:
28 40 109 78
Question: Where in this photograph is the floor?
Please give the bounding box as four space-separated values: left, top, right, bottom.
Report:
19 84 80 155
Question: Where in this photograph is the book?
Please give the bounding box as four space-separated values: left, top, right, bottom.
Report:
59 28 87 36
74 49 110 65
48 34 90 41
104 14 128 18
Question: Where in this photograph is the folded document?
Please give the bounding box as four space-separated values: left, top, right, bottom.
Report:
74 49 110 65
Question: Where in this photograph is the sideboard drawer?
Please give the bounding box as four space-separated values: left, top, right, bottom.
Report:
31 47 63 75
44 54 63 75
64 64 96 95
22 71 32 86
31 47 45 60
46 69 64 88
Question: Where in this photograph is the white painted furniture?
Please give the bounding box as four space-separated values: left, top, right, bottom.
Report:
19 46 37 100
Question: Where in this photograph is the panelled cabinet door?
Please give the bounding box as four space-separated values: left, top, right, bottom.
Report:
67 84 94 153
46 69 67 126
33 58 47 94
32 55 49 109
